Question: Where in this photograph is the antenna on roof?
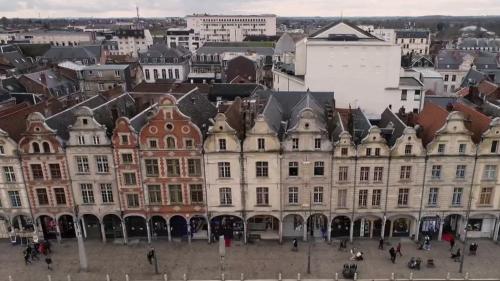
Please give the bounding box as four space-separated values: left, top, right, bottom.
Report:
340 10 343 22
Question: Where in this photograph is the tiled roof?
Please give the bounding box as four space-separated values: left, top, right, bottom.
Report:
177 90 217 137
416 102 450 146
208 83 263 102
132 81 211 94
452 102 492 143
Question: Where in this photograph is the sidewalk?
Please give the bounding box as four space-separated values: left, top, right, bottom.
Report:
1 238 499 281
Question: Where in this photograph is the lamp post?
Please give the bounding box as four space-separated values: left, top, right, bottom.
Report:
303 191 312 274
74 205 88 271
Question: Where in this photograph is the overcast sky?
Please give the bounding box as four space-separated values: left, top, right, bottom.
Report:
1 0 499 18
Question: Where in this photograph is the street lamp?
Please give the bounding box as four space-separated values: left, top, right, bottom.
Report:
302 191 312 274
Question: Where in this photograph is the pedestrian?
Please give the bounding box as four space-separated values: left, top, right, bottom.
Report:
450 237 455 251
396 242 402 256
23 250 31 265
44 240 52 254
389 247 396 264
45 256 52 270
292 238 298 252
378 238 384 250
147 248 154 265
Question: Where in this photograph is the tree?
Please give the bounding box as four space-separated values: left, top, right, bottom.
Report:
437 22 445 32
0 17 8 27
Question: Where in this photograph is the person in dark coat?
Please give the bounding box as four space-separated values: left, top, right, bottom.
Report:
45 256 52 270
389 247 397 263
450 237 455 251
379 238 384 250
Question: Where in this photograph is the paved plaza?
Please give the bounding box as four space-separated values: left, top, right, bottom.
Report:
1 238 500 281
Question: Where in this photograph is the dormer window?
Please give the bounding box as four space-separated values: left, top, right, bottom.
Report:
366 148 372 156
78 136 85 145
42 142 51 153
32 143 40 153
93 136 100 145
149 139 158 148
404 144 412 155
257 138 265 150
341 147 348 156
121 135 129 145
292 138 299 150
185 139 194 149
491 140 498 153
0 145 4 154
459 144 466 154
219 139 227 151
375 148 380 156
166 137 176 149
82 118 88 125
314 138 321 150
438 144 445 154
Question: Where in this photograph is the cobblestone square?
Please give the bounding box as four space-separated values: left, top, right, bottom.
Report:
1 238 500 281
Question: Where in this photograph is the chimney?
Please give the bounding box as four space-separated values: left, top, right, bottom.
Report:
40 72 47 85
446 102 454 112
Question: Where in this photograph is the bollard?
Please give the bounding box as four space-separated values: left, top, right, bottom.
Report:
409 272 413 281
297 273 301 281
465 272 469 280
47 275 52 281
446 272 450 280
240 273 244 281
221 273 225 281
391 272 395 281
164 274 168 281
183 273 187 281
67 274 71 281
279 272 282 281
125 274 130 281
335 272 338 281
354 272 357 281
106 274 111 281
8 276 13 281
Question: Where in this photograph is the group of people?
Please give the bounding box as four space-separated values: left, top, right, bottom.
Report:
388 243 403 263
22 240 53 270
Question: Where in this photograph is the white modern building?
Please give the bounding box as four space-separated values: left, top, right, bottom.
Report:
113 28 153 58
272 21 405 117
15 31 96 46
166 28 203 52
186 14 277 42
395 30 431 55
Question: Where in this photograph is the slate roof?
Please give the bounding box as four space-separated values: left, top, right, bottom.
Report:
378 108 408 146
309 21 379 40
196 42 274 56
461 68 488 87
0 46 33 72
22 69 78 97
83 64 129 71
435 49 500 70
208 83 264 102
395 30 430 39
139 44 190 63
177 90 218 137
42 45 101 62
130 104 157 132
458 38 500 49
1 77 26 92
400 77 423 87
132 81 211 95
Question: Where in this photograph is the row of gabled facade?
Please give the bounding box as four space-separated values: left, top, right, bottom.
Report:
1 89 500 245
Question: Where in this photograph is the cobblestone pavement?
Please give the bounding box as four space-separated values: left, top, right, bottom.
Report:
1 238 500 281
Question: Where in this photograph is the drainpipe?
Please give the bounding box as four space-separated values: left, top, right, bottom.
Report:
279 151 283 244
381 156 392 239
350 150 357 243
328 144 334 243
202 148 211 244
416 155 428 242
239 142 247 244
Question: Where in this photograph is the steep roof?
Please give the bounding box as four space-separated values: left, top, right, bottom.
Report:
196 42 274 56
416 102 450 146
140 44 190 60
395 30 430 38
208 83 263 102
309 21 381 40
42 45 101 61
378 108 408 146
177 90 217 137
452 102 492 143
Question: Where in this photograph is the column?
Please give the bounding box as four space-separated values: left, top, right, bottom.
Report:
17 216 23 231
187 221 192 244
146 219 152 244
243 221 248 244
492 218 500 242
279 220 283 244
349 220 354 243
380 216 387 239
327 219 332 242
415 219 421 241
389 220 394 238
55 219 62 244
100 222 107 243
303 221 308 242
166 219 172 242
80 217 88 239
121 220 128 245
438 220 444 241
369 221 374 239
207 218 212 244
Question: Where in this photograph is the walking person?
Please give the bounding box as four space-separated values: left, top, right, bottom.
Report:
23 250 31 265
450 237 455 251
45 256 52 270
378 238 384 250
396 242 402 256
292 238 298 252
389 247 396 264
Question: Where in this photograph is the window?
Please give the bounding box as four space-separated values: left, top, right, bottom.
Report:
428 188 439 206
404 145 412 155
459 144 467 154
123 172 136 185
372 189 381 207
0 145 4 154
31 164 43 179
431 165 442 179
375 148 380 156
479 187 493 205
153 69 158 80
341 148 348 156
175 69 180 79
162 69 166 79
256 187 269 205
292 138 299 150
149 139 158 148
185 139 194 149
288 187 298 204
452 74 456 82
166 159 180 177
338 189 347 208
78 136 86 145
121 153 133 164
314 138 321 149
456 165 466 179
32 143 40 153
145 159 159 177
339 166 348 181
187 159 201 176
3 166 16 182
366 148 372 156
491 140 498 153
36 189 49 205
398 188 410 206
8 191 21 207
467 219 483 231
76 156 90 174
437 144 445 154
358 189 368 208
314 161 324 176
219 188 232 205
93 136 100 145
288 162 299 176
166 137 176 149
114 70 121 77
190 184 203 204
400 166 412 180
54 188 66 205
100 183 114 203
218 139 226 151
49 163 61 179
414 90 421 101
95 156 109 173
444 74 449 81
401 90 407 101
81 184 95 204
127 194 140 208
452 188 463 206
121 135 129 145
218 162 231 178
168 69 173 79
360 167 370 182
313 186 323 203
483 165 497 180
373 167 383 182
42 142 50 153
257 138 265 150
148 185 162 204
256 161 269 177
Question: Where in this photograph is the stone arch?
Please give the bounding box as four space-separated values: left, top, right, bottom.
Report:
102 214 123 239
210 214 244 242
282 213 305 238
331 215 351 238
58 214 76 238
247 214 280 240
124 215 147 238
189 215 209 240
81 214 101 240
169 215 188 238
307 213 328 239
149 215 168 238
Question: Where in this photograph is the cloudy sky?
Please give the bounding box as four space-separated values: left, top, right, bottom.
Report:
1 0 499 18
